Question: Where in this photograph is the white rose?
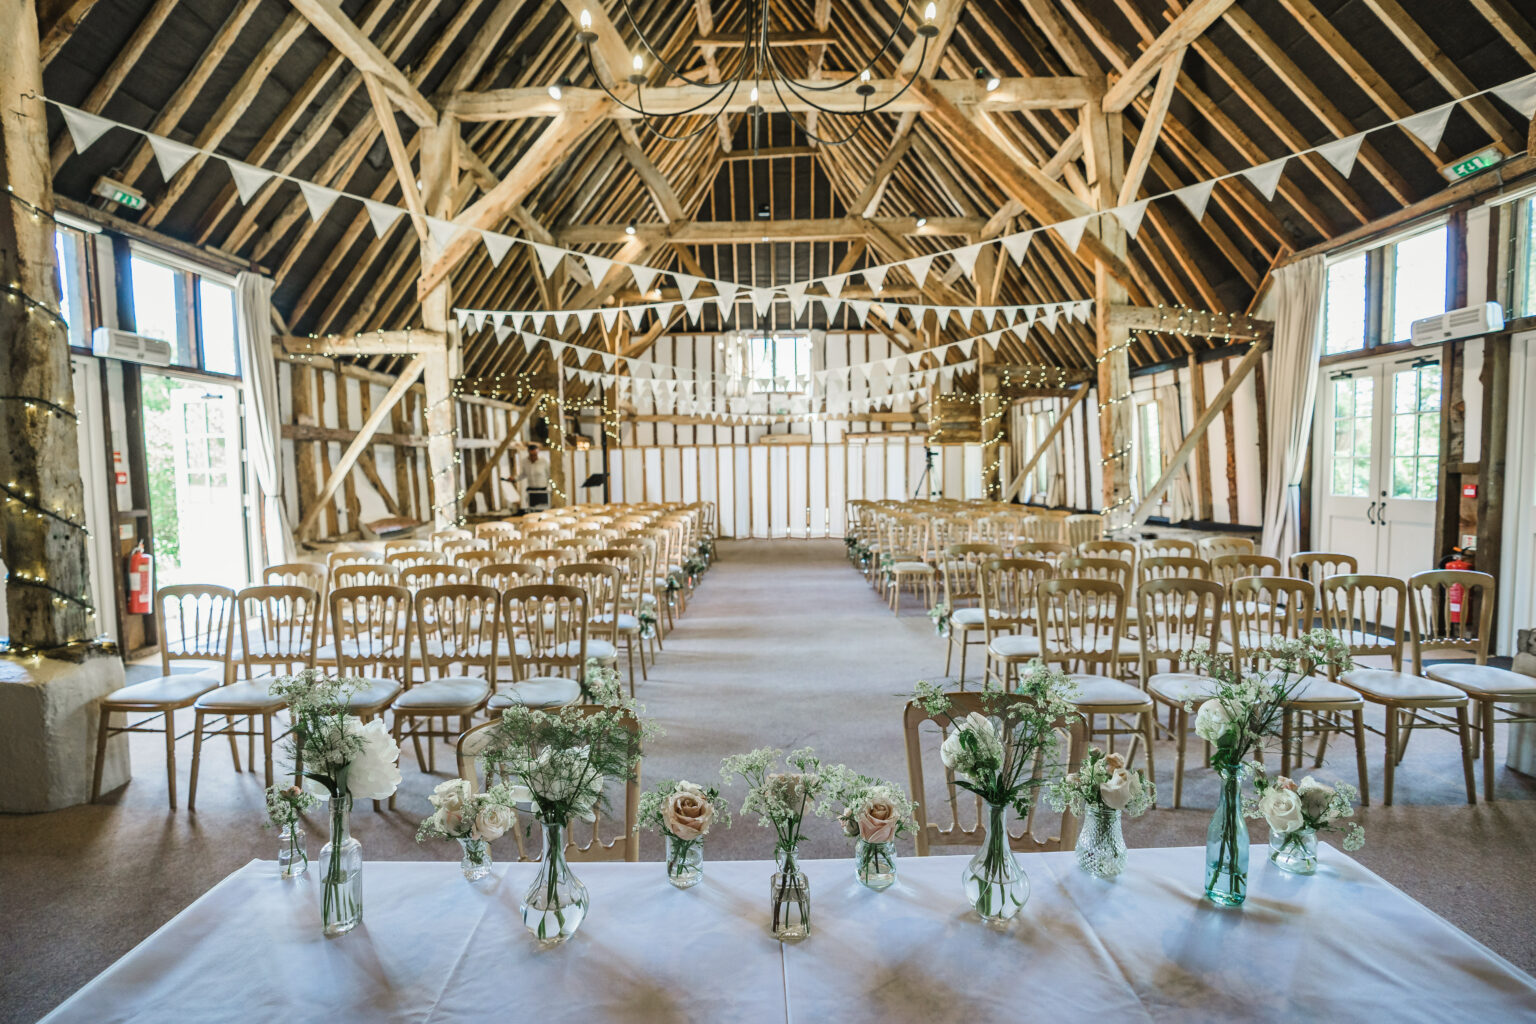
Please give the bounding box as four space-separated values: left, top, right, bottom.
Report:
1099 768 1133 810
572 772 605 823
473 801 515 841
1259 787 1305 835
1194 700 1234 744
345 717 402 800
1296 776 1333 821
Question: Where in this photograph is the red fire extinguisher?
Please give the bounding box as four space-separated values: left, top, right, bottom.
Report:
1441 548 1473 624
128 543 153 615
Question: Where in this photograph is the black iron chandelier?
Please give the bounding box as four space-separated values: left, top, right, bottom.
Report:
572 0 940 145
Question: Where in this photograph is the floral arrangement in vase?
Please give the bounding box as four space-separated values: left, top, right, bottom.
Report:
637 779 731 888
416 778 525 882
638 607 658 639
1187 631 1352 906
582 659 624 702
823 766 916 891
477 689 649 945
271 670 402 936
720 747 830 941
928 602 951 637
1046 748 1154 879
264 783 317 879
911 659 1078 923
1246 769 1363 875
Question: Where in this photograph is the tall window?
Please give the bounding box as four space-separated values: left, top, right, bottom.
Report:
54 228 93 349
1391 362 1441 500
1136 399 1161 499
1329 375 1374 496
1322 225 1449 355
1518 196 1536 318
129 253 241 376
746 334 811 392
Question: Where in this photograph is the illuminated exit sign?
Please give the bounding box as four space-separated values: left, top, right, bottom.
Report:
1440 147 1504 181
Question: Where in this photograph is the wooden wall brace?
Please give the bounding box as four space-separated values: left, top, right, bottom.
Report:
1001 382 1091 503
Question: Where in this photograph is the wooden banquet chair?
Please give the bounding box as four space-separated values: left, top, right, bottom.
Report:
978 557 1054 688
490 585 587 710
1138 577 1225 808
940 542 1005 685
391 584 496 791
552 562 628 688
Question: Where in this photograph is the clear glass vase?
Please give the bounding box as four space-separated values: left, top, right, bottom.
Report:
770 845 811 941
319 797 362 936
1205 763 1249 907
459 837 493 882
522 821 588 945
963 800 1027 923
855 838 898 891
1075 804 1128 879
1269 826 1319 875
278 822 308 879
665 833 704 889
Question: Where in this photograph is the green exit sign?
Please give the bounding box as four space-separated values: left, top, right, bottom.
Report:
92 175 147 210
1440 147 1504 181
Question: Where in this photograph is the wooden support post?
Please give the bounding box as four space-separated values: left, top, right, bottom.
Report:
1130 341 1269 527
1475 331 1509 646
980 364 1004 501
0 0 92 647
419 116 460 529
1001 383 1091 503
1188 355 1214 520
297 357 425 539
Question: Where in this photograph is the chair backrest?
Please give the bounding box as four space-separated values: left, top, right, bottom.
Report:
1406 569 1497 673
263 561 327 595
329 584 411 681
1289 550 1359 583
235 584 320 677
327 550 383 575
332 562 401 589
1016 540 1071 569
1064 513 1104 548
1210 553 1283 590
1137 555 1212 586
884 516 929 560
475 522 519 541
414 584 499 681
1139 537 1198 559
941 543 1004 607
1059 555 1132 594
475 562 548 593
587 548 646 601
1035 577 1125 673
452 549 501 573
501 584 589 677
386 549 445 570
398 564 472 591
1319 574 1406 672
455 708 641 862
1229 576 1315 670
1137 577 1224 680
552 563 623 641
903 692 1085 856
156 584 237 674
383 539 427 557
978 557 1053 640
554 537 600 555
1197 536 1255 561
1079 539 1137 571
520 547 569 578
1021 514 1067 545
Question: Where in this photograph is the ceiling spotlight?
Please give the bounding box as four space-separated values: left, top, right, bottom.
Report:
756 202 771 220
976 66 999 92
548 78 567 100
625 220 637 235
914 213 928 228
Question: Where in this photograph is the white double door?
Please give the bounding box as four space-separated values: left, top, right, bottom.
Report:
1312 353 1443 579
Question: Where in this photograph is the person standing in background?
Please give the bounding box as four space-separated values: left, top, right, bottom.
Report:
519 443 550 510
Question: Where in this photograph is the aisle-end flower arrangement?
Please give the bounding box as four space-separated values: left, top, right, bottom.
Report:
264 783 317 879
271 670 402 936
928 602 951 637
824 766 916 891
1247 770 1364 875
416 779 525 882
638 779 730 888
1046 748 1154 879
912 660 1078 924
1188 631 1352 906
478 690 649 945
721 747 829 941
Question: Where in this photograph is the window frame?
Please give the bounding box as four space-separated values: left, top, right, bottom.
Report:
1320 219 1451 362
126 244 243 381
53 224 100 352
745 332 811 394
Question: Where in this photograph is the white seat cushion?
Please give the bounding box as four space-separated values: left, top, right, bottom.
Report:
103 671 222 708
393 676 490 710
951 608 1006 628
1067 675 1153 709
891 561 934 573
487 677 582 710
194 678 285 711
594 613 640 633
1285 676 1364 706
988 634 1041 659
1340 668 1467 704
342 676 402 711
1147 672 1217 705
585 639 618 661
1426 663 1536 699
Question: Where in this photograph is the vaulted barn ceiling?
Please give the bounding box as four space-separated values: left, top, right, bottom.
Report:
42 0 1536 388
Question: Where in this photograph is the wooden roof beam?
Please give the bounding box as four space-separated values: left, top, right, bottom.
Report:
288 0 437 126
1118 48 1182 205
1103 0 1234 112
554 215 984 245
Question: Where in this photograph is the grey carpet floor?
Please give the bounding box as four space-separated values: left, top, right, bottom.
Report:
4 539 1536 1022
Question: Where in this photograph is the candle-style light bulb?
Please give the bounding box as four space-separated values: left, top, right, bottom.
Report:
924 2 936 20
860 68 871 82
750 86 759 102
632 54 644 71
579 8 591 27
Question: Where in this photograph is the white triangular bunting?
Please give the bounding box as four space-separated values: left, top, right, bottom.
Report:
60 106 115 153
298 180 341 221
575 309 594 332
713 291 735 319
683 297 705 324
362 199 404 238
823 274 846 299
848 300 871 325
674 274 701 302
958 338 977 358
1242 157 1288 201
1001 231 1032 265
481 232 514 267
630 265 658 294
953 243 983 279
226 159 274 204
1113 199 1150 239
1493 74 1536 118
1173 179 1216 221
147 135 198 181
532 243 565 278
1315 133 1365 177
819 296 841 321
862 265 888 293
494 323 511 342
751 288 775 316
426 216 463 252
583 254 614 285
1401 102 1455 152
906 254 933 288
1054 214 1090 253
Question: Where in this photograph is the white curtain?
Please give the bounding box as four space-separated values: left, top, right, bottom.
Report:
1260 254 1327 562
1155 384 1195 521
236 271 294 565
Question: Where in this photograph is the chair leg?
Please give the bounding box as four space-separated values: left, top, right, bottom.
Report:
1455 705 1477 804
225 715 242 773
626 641 636 696
262 713 275 789
944 631 955 677
1394 711 1415 764
1280 710 1294 778
1140 711 1157 808
247 712 255 770
390 717 405 810
189 710 207 811
1312 711 1331 768
91 707 111 803
1482 700 1497 802
1351 708 1369 807
165 709 178 811
1173 708 1188 810
1382 706 1397 808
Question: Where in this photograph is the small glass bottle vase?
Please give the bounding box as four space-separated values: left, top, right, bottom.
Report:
319 797 363 936
665 833 704 889
459 837 493 882
522 821 589 945
278 822 308 879
1269 827 1319 875
1204 764 1250 907
855 838 898 891
770 845 811 941
963 800 1028 924
1075 804 1127 879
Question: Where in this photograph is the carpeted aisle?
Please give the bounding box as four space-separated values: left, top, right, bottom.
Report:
3 539 1536 1021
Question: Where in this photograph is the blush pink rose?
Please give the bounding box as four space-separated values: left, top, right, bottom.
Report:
857 798 899 844
661 785 714 841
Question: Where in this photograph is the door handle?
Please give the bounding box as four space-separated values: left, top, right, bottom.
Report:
1366 501 1377 525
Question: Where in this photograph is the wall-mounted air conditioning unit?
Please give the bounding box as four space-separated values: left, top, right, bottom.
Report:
1409 301 1504 347
91 327 172 366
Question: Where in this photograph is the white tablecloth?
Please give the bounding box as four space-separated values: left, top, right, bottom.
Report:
42 845 1536 1024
